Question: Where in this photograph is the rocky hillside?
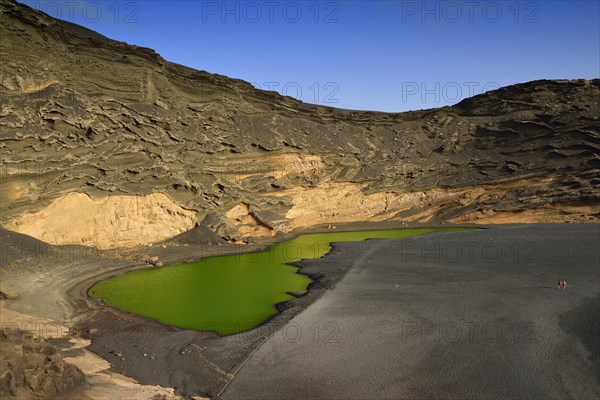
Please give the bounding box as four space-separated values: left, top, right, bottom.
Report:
0 328 86 400
1 0 598 249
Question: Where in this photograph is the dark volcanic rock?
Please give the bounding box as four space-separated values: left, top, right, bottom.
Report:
0 329 86 400
0 0 598 245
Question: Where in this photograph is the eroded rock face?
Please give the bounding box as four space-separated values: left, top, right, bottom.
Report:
5 192 197 249
225 203 276 238
0 0 598 248
0 329 86 400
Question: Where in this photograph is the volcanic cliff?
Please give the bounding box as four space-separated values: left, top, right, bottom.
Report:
1 0 599 249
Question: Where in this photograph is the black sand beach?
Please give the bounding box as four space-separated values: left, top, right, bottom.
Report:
220 224 600 399
2 224 599 399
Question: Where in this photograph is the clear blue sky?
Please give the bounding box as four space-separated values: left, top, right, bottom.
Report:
19 0 600 112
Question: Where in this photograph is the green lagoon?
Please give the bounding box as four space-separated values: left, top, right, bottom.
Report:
89 228 470 335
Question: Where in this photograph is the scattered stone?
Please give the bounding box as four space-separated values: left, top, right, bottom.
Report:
154 99 168 109
0 287 18 300
0 328 85 399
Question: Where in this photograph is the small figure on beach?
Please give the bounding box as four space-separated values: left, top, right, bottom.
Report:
557 279 567 289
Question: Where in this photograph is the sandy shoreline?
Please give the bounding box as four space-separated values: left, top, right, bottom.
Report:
2 222 598 398
1 220 454 398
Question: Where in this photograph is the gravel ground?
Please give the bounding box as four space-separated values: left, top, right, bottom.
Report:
221 224 600 399
2 224 598 399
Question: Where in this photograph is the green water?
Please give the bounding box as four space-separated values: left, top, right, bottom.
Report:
89 228 470 335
